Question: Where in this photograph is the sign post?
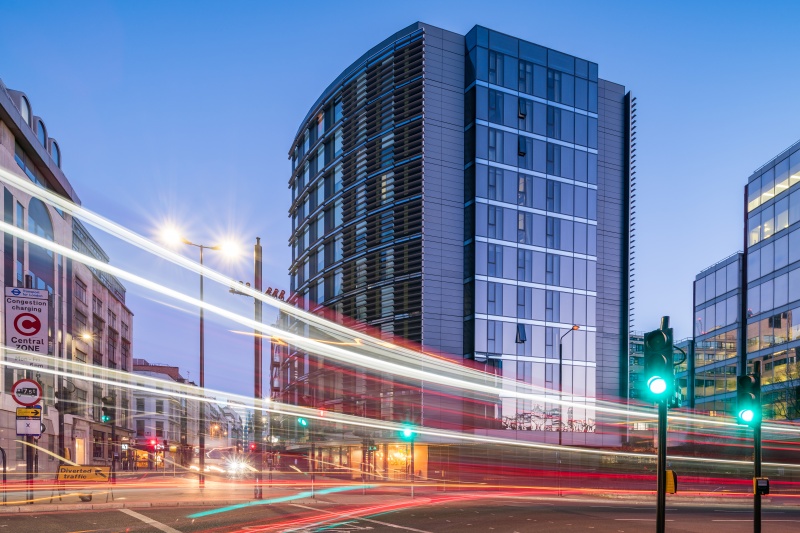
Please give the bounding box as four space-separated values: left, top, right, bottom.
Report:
12 377 42 504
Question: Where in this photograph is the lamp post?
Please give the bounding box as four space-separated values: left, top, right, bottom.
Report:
558 325 580 446
557 324 579 497
163 229 237 487
229 237 264 499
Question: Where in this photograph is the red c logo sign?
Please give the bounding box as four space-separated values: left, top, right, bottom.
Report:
13 313 41 336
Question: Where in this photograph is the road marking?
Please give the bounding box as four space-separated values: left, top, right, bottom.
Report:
291 504 434 533
118 509 182 533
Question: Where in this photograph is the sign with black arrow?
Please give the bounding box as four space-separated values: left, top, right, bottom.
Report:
16 405 42 437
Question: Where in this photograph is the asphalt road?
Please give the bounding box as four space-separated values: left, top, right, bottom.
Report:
1 494 799 533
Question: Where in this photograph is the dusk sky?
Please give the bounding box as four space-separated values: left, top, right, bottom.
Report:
3 0 800 392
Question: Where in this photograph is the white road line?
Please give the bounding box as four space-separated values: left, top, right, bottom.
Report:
119 508 183 533
290 503 434 533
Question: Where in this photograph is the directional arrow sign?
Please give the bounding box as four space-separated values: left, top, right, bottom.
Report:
16 404 42 436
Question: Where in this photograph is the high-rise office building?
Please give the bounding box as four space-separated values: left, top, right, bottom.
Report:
744 140 800 420
284 23 633 446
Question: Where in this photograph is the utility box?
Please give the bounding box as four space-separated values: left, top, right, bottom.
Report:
754 477 769 495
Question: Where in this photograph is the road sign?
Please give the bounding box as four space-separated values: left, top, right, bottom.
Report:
16 403 42 437
4 287 49 355
11 378 42 406
57 465 111 482
16 407 41 418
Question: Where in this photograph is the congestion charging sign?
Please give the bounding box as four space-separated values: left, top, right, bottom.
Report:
4 287 49 354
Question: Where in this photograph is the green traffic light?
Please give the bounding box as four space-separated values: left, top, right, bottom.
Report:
401 427 415 439
102 415 110 423
739 409 754 423
298 418 308 427
647 376 667 395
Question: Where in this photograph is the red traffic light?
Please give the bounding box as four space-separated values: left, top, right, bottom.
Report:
249 442 256 451
149 439 156 446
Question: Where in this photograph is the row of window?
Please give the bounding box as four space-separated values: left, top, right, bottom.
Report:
293 240 344 291
468 47 598 112
747 148 800 211
475 318 597 361
693 329 738 368
478 87 596 145
747 228 800 282
292 129 344 200
695 261 739 305
475 164 597 219
475 280 596 326
746 306 800 353
747 186 800 245
477 242 597 291
473 126 598 177
293 202 343 260
17 96 61 168
694 295 738 336
476 203 597 256
292 100 343 170
747 266 800 317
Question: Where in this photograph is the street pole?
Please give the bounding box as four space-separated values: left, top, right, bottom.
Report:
753 360 762 533
558 326 579 497
410 438 415 499
310 438 315 499
199 245 206 488
254 237 263 500
656 397 667 533
110 391 116 484
24 274 34 504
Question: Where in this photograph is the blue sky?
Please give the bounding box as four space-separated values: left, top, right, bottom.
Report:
3 1 800 391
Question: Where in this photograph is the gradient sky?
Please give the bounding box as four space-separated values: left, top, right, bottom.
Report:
3 0 800 392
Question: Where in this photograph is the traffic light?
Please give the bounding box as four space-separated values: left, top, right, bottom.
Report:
297 417 309 428
643 327 674 399
737 374 761 426
400 426 416 440
249 442 257 452
101 395 115 424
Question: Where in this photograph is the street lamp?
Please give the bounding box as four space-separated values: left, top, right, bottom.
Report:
557 324 579 498
558 325 580 446
161 228 238 487
228 237 265 499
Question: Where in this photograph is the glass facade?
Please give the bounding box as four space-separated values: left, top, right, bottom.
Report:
283 23 631 442
463 26 602 431
745 141 800 420
683 253 743 414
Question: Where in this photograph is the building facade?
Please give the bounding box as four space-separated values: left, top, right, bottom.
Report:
284 23 632 448
0 78 133 471
745 141 800 420
682 253 743 414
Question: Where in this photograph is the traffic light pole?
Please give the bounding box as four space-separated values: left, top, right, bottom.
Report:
110 392 116 484
754 422 762 533
753 360 762 533
656 397 667 533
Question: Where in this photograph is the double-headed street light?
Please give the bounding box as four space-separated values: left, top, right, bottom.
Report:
162 227 238 487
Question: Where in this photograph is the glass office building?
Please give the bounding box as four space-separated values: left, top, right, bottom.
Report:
745 141 800 420
285 23 633 443
684 253 743 413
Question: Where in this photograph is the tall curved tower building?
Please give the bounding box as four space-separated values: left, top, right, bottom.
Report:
284 22 632 447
